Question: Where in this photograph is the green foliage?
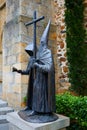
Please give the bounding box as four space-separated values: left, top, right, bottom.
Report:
23 96 27 103
65 0 87 95
56 93 87 130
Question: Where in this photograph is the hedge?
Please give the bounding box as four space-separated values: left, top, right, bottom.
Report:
65 0 87 96
56 93 87 130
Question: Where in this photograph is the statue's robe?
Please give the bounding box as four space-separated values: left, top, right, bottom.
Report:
32 48 56 113
22 57 34 109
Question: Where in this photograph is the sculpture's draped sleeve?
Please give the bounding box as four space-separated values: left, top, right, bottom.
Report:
34 49 53 72
21 57 34 75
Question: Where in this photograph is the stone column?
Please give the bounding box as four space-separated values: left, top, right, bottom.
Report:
2 0 30 109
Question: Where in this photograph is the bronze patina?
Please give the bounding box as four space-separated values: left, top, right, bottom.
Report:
12 11 58 123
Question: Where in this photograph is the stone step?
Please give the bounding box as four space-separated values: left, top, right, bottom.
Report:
0 107 14 115
0 115 9 124
0 99 8 108
0 115 7 121
0 123 9 130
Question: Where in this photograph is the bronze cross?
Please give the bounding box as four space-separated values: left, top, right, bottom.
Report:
25 11 44 59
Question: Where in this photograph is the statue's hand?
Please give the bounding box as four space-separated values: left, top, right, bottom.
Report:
12 67 18 72
17 70 22 73
12 67 22 74
32 58 36 64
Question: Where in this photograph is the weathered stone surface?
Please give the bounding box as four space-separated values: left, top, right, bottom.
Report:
0 1 6 91
60 42 64 49
54 0 69 84
21 75 28 84
0 54 2 81
6 0 20 22
35 0 41 4
13 84 21 94
63 66 68 73
17 53 28 63
64 52 66 57
4 72 14 83
3 20 19 48
7 55 17 65
7 112 70 130
14 74 21 84
0 99 8 107
6 92 21 109
0 107 14 115
49 32 57 40
60 57 66 62
3 66 11 73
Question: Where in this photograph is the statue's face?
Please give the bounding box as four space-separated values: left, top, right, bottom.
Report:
25 43 34 56
28 51 33 56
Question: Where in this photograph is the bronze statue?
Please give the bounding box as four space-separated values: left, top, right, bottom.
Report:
32 20 56 114
12 11 58 123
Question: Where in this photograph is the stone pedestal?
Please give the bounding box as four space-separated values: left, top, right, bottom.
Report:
7 112 70 130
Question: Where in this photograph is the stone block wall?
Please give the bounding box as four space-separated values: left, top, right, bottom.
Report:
0 0 6 94
54 0 87 93
53 0 70 93
2 0 29 108
0 55 2 81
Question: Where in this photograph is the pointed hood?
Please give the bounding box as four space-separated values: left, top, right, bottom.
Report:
40 20 51 46
25 43 34 56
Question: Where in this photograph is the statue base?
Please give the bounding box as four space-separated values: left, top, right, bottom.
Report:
7 112 70 130
18 110 58 123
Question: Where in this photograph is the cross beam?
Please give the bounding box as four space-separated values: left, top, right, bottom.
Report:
25 16 44 26
25 11 44 59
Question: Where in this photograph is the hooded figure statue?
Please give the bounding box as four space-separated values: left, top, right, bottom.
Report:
13 20 58 123
32 20 56 114
12 43 35 110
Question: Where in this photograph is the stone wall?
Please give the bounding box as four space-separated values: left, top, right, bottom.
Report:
0 0 6 94
54 0 70 93
53 0 87 93
21 0 86 97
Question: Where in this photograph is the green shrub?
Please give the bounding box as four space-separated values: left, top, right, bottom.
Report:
56 93 87 130
23 96 27 103
65 0 87 96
